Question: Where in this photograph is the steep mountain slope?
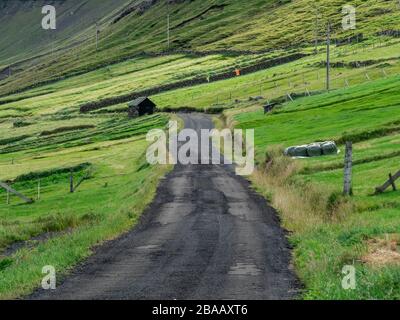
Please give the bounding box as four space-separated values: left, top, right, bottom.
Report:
1 0 399 96
0 0 129 64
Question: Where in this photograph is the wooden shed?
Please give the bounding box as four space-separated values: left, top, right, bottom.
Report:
127 97 156 118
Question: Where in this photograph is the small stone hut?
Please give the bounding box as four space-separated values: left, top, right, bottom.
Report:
127 97 156 118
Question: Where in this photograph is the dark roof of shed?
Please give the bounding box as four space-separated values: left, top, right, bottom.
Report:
128 96 153 107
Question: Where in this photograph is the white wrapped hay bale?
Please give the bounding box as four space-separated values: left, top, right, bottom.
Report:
321 141 338 155
284 146 297 156
284 141 338 158
293 145 308 157
307 143 322 157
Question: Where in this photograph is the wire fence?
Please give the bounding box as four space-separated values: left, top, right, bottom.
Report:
155 39 400 108
0 167 133 205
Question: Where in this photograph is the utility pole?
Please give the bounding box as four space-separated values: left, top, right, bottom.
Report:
167 14 170 49
326 21 331 91
49 33 55 57
95 22 99 51
167 6 170 51
314 6 319 54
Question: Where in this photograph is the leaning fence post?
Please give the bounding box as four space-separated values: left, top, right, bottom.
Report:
343 141 353 196
389 173 397 191
70 170 74 193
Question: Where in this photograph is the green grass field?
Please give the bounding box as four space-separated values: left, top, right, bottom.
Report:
0 112 172 299
228 72 400 299
1 0 400 300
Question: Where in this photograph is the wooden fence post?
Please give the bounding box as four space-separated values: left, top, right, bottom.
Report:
70 170 74 193
374 170 400 194
6 189 10 205
343 141 353 196
389 173 397 191
37 179 41 200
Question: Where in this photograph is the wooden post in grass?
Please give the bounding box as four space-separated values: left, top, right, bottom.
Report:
37 179 41 200
326 21 331 91
375 170 400 194
6 189 10 205
70 170 74 193
343 141 353 196
389 173 397 191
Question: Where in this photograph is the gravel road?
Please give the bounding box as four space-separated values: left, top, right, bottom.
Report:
31 113 299 300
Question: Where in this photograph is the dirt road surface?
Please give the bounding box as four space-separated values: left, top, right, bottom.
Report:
31 113 299 300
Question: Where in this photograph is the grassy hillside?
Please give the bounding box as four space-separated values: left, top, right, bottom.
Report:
227 75 400 299
0 52 280 117
2 0 400 96
1 36 399 117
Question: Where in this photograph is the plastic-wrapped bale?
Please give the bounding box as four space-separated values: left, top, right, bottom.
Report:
321 141 338 155
293 145 308 157
284 146 297 156
307 143 322 157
